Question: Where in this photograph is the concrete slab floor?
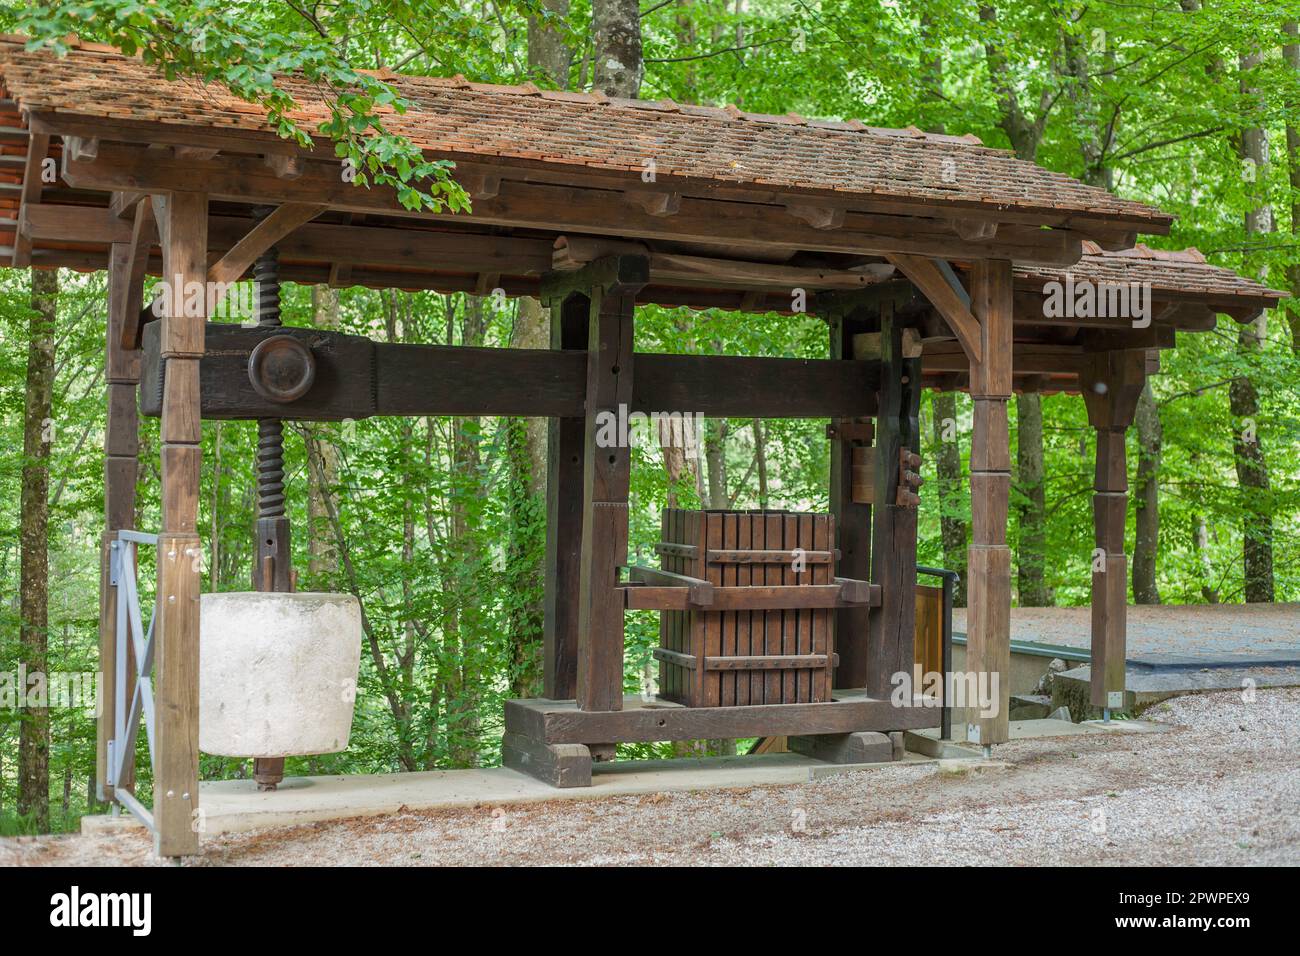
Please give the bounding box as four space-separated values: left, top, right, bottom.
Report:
83 750 960 837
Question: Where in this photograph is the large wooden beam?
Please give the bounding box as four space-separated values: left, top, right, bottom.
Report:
543 294 588 700
1081 350 1146 712
827 315 873 689
966 258 1014 748
153 190 206 857
139 322 883 421
97 242 143 802
60 143 1086 266
866 302 922 701
574 256 648 712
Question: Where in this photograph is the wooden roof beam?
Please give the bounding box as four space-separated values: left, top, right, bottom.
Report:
57 142 1087 266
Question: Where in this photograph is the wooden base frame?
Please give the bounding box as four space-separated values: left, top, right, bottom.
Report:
502 690 938 787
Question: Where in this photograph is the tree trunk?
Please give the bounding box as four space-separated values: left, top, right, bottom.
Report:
306 285 341 582
505 297 549 697
1284 22 1300 353
528 0 573 88
1232 51 1276 603
19 268 56 832
752 419 768 510
1014 393 1050 605
1192 507 1220 603
704 418 728 508
592 0 642 97
1132 384 1161 603
982 4 1049 604
931 392 968 605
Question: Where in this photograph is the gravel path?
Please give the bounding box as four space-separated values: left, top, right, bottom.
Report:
3 688 1297 867
954 602 1300 659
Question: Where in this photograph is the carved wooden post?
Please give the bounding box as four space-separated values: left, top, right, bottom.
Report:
867 301 922 700
97 241 142 800
827 309 873 690
153 191 207 856
575 257 647 712
966 259 1014 747
1081 350 1145 714
543 293 589 700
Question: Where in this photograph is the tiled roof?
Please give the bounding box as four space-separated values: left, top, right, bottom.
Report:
0 37 1172 227
1017 242 1286 305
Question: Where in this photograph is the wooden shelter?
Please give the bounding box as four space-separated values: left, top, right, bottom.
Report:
0 37 1283 856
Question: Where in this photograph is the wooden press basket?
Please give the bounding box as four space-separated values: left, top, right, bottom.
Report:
632 509 873 707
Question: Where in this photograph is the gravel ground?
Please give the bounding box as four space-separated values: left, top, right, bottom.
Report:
954 602 1300 659
3 688 1297 867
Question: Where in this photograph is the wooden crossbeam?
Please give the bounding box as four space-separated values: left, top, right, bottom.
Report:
887 253 982 363
207 202 327 287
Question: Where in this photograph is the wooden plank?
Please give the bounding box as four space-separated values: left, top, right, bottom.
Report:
154 533 201 855
706 654 832 671
504 693 939 745
813 514 832 702
763 512 782 704
625 564 713 604
704 512 723 706
781 513 798 703
721 512 737 706
707 548 835 564
543 295 588 700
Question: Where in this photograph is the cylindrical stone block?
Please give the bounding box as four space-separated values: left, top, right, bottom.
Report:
200 592 363 757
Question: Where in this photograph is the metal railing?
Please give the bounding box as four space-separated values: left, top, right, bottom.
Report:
106 529 159 833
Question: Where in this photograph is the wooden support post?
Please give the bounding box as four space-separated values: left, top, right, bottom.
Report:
828 313 873 689
574 257 647 712
97 242 143 801
543 294 589 700
154 191 207 856
867 302 922 700
966 259 1014 747
1081 350 1146 712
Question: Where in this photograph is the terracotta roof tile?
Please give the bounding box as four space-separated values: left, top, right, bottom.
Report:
0 38 1173 226
1018 244 1286 303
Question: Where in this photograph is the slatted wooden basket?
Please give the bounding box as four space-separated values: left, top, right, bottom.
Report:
634 509 872 707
